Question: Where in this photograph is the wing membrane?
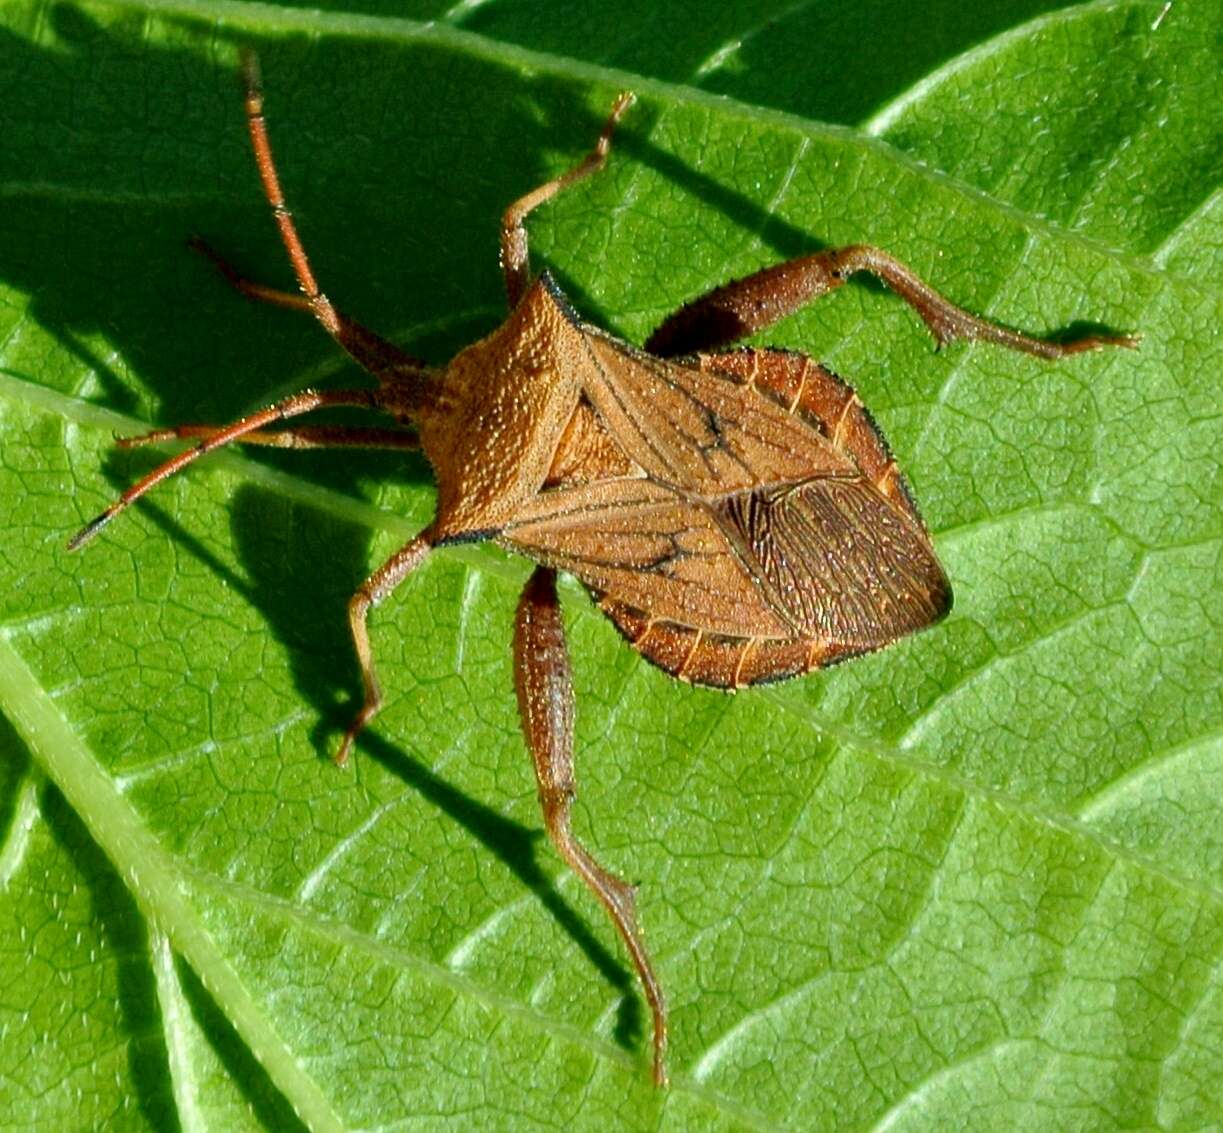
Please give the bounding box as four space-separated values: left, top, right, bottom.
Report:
716 478 950 644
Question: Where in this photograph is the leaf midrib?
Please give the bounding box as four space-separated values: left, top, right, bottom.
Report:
5 360 1218 904
0 635 349 1133
0 632 789 1130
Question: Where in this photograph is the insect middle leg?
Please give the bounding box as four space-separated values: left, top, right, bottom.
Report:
513 567 668 1085
645 244 1139 358
499 92 635 308
335 530 434 766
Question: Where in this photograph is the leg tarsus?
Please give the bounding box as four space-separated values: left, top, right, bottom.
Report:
335 533 433 766
514 566 668 1085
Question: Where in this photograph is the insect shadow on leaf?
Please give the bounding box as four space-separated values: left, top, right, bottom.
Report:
89 478 648 1053
69 51 1136 1085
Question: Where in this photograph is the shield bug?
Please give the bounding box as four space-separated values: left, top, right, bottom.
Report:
69 54 1136 1085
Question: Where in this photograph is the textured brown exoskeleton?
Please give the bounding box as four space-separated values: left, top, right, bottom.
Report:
69 56 1136 1085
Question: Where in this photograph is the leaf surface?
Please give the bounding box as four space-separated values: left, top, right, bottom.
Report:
0 1 1219 1129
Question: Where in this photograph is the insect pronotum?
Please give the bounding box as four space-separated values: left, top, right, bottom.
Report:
69 54 1136 1085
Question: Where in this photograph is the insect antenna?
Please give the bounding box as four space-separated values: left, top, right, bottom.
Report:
66 387 384 550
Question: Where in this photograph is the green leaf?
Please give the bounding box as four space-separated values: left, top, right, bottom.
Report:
1 0 1219 1129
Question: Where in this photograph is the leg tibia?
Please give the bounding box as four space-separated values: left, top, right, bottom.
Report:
500 92 635 309
824 246 1138 358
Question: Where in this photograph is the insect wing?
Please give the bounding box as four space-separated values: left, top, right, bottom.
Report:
714 475 951 642
579 329 851 495
500 477 792 638
501 338 951 677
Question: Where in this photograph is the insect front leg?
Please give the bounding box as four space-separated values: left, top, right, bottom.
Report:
499 92 635 309
645 244 1138 358
336 532 434 766
513 567 668 1086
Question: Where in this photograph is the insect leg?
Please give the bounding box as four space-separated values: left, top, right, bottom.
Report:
646 244 1138 358
118 423 420 452
336 532 433 767
189 236 314 314
239 54 427 382
66 388 384 550
500 92 635 309
513 566 668 1086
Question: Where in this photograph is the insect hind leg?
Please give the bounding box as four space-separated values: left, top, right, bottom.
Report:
646 244 1138 359
513 567 668 1085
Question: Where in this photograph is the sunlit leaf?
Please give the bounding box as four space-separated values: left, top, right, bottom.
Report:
1 1 1218 1128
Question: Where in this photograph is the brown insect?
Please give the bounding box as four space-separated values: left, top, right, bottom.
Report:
69 55 1136 1085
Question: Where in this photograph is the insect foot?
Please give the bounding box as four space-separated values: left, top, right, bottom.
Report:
69 56 1136 1087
